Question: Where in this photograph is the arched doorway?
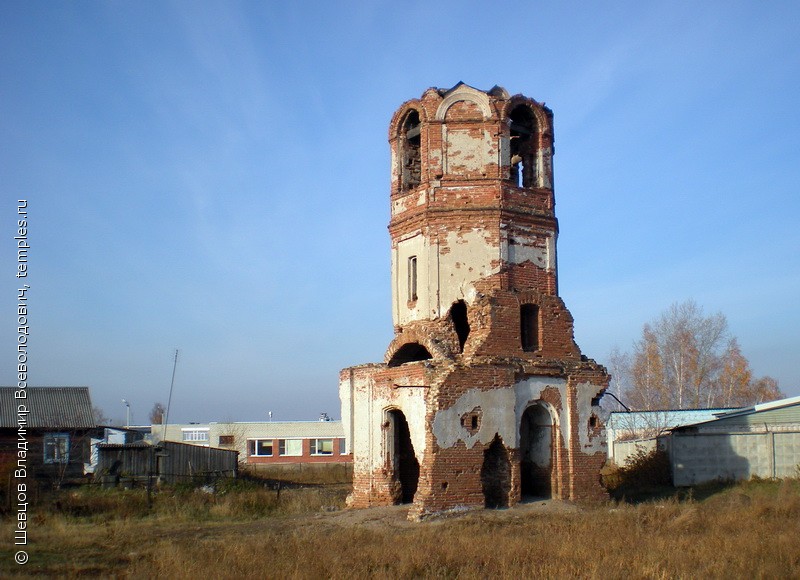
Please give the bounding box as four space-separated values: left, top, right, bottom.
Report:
385 409 419 504
519 404 555 498
481 434 511 508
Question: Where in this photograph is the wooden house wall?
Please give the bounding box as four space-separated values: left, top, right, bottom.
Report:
160 442 238 482
0 429 96 481
98 442 238 483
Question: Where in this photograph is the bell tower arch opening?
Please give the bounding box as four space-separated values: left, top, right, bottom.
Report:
519 403 555 498
400 109 421 191
385 409 419 504
509 104 537 188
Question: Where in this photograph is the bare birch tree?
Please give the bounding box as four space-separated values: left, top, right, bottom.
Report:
613 300 783 410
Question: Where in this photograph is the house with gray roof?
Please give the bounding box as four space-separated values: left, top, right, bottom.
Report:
0 386 100 485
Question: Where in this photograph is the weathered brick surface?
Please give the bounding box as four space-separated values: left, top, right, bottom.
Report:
340 84 609 518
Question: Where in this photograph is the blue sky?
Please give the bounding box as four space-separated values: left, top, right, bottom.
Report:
2 1 799 424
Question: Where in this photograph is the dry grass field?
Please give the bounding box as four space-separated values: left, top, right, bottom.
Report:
2 477 799 579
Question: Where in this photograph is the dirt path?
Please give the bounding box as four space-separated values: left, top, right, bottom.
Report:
195 498 583 541
319 497 581 527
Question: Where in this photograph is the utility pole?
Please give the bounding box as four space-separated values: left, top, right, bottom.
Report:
122 399 131 428
163 349 179 441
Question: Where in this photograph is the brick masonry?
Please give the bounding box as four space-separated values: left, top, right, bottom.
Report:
339 83 610 519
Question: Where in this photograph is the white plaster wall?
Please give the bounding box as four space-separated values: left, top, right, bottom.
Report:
527 426 552 466
432 377 569 450
575 382 605 454
342 372 429 474
390 188 427 217
342 374 375 475
444 128 495 176
514 377 570 448
435 228 499 317
538 147 552 189
392 233 429 326
383 388 429 468
339 377 353 456
507 232 553 269
390 148 398 189
433 388 516 449
393 228 501 325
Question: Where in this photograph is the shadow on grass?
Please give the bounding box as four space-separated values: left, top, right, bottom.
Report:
603 447 756 504
609 480 741 504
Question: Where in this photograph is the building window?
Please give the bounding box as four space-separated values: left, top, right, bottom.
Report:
339 438 347 455
218 435 235 446
182 429 209 442
520 304 540 352
460 408 482 435
408 256 418 302
43 433 69 464
249 439 273 456
278 439 303 457
310 439 334 456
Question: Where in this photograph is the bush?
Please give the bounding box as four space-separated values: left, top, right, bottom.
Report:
603 446 672 498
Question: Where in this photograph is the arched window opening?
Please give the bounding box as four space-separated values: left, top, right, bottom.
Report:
385 409 419 504
401 110 421 191
450 300 470 353
509 106 537 188
387 343 433 367
520 304 540 352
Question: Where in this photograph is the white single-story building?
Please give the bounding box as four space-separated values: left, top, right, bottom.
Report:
606 408 737 464
144 419 350 469
669 395 800 485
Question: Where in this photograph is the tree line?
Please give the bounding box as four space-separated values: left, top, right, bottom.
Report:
609 300 783 411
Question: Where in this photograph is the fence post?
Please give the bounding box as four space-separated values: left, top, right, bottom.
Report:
769 430 776 478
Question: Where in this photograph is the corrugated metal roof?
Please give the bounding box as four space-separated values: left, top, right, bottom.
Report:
712 394 800 419
673 395 800 431
0 386 95 429
98 440 152 449
607 409 738 431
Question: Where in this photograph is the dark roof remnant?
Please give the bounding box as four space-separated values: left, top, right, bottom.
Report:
0 386 95 429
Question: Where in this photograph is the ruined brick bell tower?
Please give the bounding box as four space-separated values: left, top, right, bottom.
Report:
340 83 609 518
